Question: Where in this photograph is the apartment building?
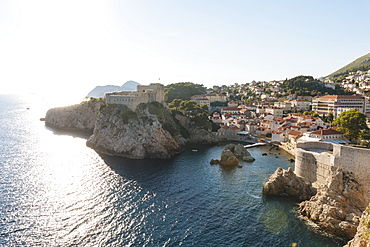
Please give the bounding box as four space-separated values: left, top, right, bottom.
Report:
312 95 365 118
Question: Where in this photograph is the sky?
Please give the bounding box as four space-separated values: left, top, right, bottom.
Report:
1 0 370 96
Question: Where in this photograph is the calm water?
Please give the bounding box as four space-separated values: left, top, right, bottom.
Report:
0 94 345 246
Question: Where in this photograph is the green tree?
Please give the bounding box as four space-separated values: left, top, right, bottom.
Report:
168 99 182 110
179 100 197 113
326 112 334 124
281 75 348 96
168 99 211 130
359 129 370 148
332 109 369 142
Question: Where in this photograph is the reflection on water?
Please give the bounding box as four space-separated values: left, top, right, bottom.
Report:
0 94 345 246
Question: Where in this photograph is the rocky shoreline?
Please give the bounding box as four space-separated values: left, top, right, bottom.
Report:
44 100 219 159
263 167 369 246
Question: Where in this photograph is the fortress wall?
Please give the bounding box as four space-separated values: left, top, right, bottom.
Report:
295 148 334 186
295 141 370 201
296 141 333 151
333 145 370 200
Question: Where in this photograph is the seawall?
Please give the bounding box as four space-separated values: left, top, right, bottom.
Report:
295 141 370 201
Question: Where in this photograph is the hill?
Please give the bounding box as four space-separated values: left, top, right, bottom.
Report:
329 53 370 78
87 81 141 98
281 75 347 96
165 82 207 103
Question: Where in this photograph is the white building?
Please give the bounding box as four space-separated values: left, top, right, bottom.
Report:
265 107 284 118
312 95 365 118
290 99 311 112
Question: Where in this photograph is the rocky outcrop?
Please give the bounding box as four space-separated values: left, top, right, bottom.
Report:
219 149 240 166
45 99 104 132
225 143 255 162
262 167 315 201
210 143 254 167
298 168 366 239
45 100 218 159
345 205 370 247
86 103 184 159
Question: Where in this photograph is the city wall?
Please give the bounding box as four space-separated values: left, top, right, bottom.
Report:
295 141 370 201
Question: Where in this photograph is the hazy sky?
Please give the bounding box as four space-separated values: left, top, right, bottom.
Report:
1 0 369 95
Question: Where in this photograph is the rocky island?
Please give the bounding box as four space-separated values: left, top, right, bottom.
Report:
210 143 255 167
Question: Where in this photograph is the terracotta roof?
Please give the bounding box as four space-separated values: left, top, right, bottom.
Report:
318 95 363 99
272 130 282 134
288 130 302 136
290 99 309 102
310 128 343 135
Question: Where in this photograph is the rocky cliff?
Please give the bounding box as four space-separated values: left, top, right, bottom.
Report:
345 205 370 247
86 102 185 159
45 100 218 159
298 168 366 239
174 115 219 145
45 99 104 132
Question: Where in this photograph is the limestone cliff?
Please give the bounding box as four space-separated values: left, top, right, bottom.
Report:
86 102 184 159
345 205 370 247
45 100 218 159
174 115 219 145
298 168 366 239
45 99 104 132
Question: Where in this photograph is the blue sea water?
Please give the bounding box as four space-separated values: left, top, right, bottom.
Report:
0 94 345 247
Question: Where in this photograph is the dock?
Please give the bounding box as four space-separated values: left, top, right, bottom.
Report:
244 142 269 148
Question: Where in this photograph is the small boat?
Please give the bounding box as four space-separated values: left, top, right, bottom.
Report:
192 149 198 152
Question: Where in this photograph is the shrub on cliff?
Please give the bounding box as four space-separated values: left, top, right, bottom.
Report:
168 99 211 131
136 102 183 137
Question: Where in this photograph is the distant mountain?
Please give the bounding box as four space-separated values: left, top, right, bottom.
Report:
329 53 370 78
87 81 141 98
121 80 140 91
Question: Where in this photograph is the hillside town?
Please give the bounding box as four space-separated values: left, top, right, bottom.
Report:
98 69 370 151
189 70 370 148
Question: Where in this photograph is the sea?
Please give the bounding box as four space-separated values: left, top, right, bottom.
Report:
0 94 346 247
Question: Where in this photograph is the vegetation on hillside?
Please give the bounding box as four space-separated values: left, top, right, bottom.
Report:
329 53 370 78
168 99 212 130
165 82 207 103
281 75 347 96
136 101 187 137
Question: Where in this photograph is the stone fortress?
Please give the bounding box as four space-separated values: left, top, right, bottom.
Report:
295 141 370 200
105 83 165 110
